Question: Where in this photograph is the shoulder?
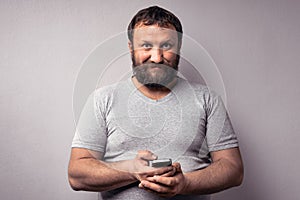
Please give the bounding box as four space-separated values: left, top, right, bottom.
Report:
93 79 129 100
177 77 220 104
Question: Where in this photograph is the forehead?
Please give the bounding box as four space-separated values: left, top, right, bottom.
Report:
132 24 178 42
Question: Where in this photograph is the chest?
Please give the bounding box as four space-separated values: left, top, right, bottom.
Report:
103 95 207 161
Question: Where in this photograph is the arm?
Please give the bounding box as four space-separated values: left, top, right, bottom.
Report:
140 147 243 197
68 148 175 192
183 147 244 194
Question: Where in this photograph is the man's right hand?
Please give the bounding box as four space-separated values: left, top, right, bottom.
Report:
131 150 176 181
68 148 176 192
106 150 176 181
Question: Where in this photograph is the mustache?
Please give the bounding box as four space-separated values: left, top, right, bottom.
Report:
135 63 171 69
136 62 168 69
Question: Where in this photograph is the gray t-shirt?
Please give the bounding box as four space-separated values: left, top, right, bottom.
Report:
72 77 238 200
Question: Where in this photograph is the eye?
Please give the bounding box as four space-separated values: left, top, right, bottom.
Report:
161 43 172 50
141 43 152 50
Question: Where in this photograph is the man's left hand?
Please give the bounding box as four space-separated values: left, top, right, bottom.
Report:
138 162 188 198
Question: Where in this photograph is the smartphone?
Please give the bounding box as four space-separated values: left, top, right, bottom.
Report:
148 158 172 168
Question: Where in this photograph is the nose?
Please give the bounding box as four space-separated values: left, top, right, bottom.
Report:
149 48 163 63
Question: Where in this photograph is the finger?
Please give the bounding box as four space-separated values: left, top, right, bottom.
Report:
172 162 182 173
160 166 176 177
137 150 157 160
147 176 177 186
136 165 173 179
137 159 149 166
152 166 174 175
146 166 174 176
140 180 170 194
139 182 169 197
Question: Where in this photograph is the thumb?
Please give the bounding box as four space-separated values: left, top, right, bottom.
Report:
172 162 182 173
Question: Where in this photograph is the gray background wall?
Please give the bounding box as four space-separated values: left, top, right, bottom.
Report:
1 0 300 199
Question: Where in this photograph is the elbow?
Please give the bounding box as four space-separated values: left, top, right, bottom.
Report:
68 176 82 191
68 166 84 191
234 165 244 187
234 173 243 187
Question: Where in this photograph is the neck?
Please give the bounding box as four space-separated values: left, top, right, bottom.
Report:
131 76 177 100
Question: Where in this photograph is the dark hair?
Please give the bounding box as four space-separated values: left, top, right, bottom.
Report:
127 6 183 46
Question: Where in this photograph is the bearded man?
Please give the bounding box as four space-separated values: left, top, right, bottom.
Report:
68 6 243 200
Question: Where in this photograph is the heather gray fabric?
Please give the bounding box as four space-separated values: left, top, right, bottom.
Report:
72 77 238 200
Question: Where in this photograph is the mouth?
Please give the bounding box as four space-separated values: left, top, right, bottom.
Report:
148 63 162 68
150 66 162 69
148 66 165 74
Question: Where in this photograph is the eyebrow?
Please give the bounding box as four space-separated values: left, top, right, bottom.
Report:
161 39 175 43
140 39 175 44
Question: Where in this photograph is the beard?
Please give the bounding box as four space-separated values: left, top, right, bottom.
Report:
132 53 180 89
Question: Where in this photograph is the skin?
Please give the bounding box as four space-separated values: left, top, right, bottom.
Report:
68 148 176 191
129 24 179 100
68 24 244 197
139 148 243 198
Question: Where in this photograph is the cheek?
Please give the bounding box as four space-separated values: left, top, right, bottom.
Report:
163 52 178 62
135 51 149 62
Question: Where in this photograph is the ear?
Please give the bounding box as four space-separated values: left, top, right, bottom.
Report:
128 41 133 54
178 41 182 51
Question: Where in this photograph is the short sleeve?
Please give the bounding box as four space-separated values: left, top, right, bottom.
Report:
71 91 107 153
205 94 238 152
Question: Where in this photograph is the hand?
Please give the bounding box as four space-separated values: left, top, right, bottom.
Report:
138 162 188 198
131 150 157 172
132 150 176 181
106 150 176 182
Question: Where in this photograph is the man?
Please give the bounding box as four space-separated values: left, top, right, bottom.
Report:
68 6 243 200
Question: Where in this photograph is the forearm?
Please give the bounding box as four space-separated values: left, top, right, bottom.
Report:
68 158 136 192
181 157 243 195
68 149 173 192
